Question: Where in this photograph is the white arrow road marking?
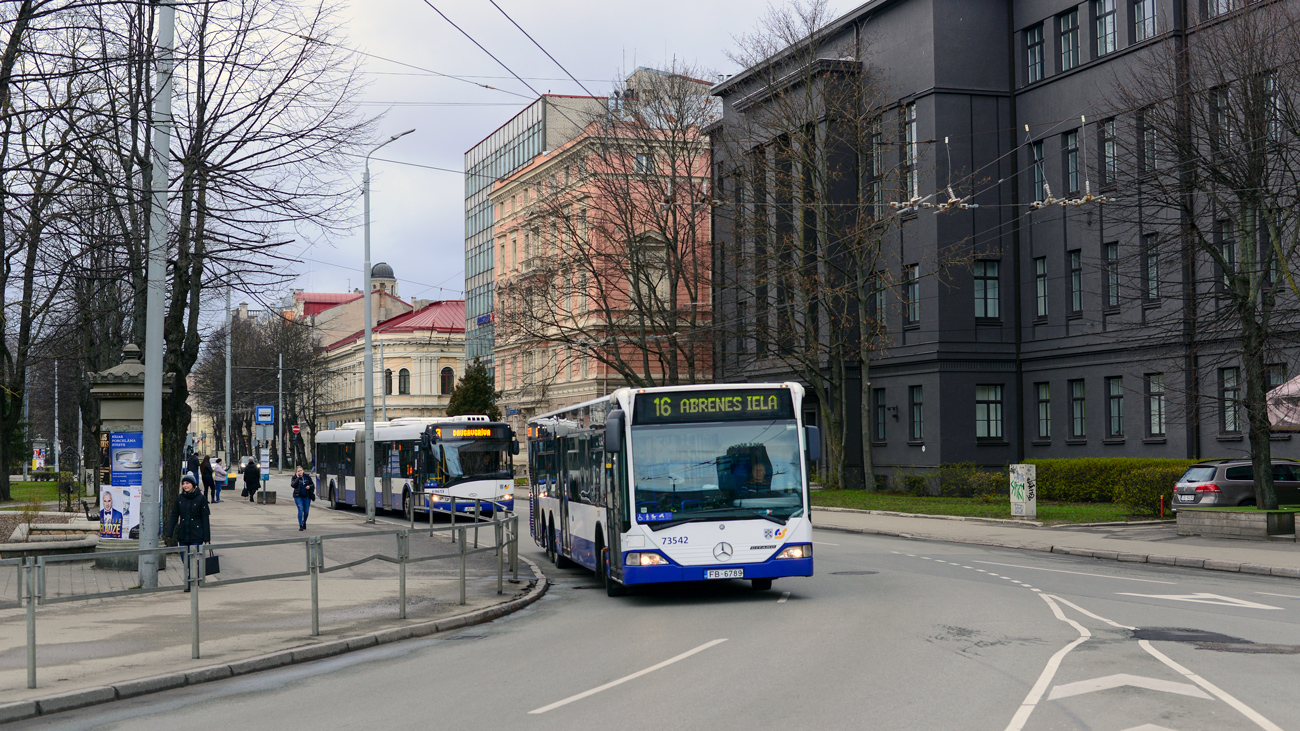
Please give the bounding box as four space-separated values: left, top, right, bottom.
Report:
1116 592 1283 610
1005 594 1090 731
1047 673 1211 701
975 560 1176 584
528 639 727 714
1139 640 1284 731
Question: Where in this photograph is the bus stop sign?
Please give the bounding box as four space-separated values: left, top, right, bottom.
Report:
255 405 274 424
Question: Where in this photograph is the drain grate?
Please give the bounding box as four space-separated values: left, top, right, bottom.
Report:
1133 627 1300 654
831 571 879 576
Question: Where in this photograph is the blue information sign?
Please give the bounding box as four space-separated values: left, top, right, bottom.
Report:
255 405 274 424
109 432 144 487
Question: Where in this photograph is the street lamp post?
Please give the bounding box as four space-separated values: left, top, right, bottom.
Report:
363 129 414 523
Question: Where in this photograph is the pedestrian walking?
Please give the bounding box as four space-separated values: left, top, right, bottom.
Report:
212 457 226 503
165 473 211 592
200 456 215 502
290 465 316 531
243 457 261 502
187 452 200 479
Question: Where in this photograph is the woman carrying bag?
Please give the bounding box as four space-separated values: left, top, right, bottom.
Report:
290 465 316 531
212 457 226 503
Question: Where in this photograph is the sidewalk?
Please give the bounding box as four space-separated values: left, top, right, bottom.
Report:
0 475 540 710
813 507 1300 578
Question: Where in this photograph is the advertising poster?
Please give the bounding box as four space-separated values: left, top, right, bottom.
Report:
98 485 142 540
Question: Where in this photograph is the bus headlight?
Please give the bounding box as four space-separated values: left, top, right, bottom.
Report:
625 552 668 566
501 493 513 501
776 544 811 559
431 494 450 503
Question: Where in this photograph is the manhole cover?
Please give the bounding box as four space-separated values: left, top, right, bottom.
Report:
831 571 878 576
1133 627 1300 654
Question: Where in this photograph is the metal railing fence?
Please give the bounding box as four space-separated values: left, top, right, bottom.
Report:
9 510 520 690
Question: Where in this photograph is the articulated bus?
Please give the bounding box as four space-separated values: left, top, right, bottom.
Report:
530 383 820 596
315 416 518 516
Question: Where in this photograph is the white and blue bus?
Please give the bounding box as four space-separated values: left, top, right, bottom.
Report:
530 383 819 595
315 416 517 516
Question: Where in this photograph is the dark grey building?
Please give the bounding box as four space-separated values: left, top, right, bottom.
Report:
710 0 1299 487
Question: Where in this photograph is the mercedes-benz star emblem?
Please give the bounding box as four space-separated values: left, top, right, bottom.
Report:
713 542 734 562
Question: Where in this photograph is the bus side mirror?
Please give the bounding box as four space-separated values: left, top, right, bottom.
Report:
805 425 821 462
606 410 625 453
511 441 520 455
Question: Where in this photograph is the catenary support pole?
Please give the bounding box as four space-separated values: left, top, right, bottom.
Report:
380 342 386 422
190 549 200 659
52 360 59 471
225 286 232 464
278 353 283 472
25 559 35 689
139 0 177 590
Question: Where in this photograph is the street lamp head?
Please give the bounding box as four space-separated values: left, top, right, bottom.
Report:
391 128 416 142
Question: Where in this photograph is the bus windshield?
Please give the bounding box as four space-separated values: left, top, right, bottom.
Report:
427 440 511 485
631 420 804 527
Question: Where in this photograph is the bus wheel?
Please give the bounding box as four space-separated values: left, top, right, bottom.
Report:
330 482 343 509
546 520 557 565
751 578 773 591
402 491 412 520
599 544 627 597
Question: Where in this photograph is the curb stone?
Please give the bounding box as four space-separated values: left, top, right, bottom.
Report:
2 557 549 724
814 523 1300 581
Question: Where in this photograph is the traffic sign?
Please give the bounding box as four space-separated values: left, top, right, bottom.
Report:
291 425 301 434
255 405 274 424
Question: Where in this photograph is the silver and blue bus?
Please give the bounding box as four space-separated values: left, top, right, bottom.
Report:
315 416 517 516
530 383 819 595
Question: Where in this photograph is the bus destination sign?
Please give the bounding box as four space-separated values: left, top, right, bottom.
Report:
633 389 795 425
434 425 509 440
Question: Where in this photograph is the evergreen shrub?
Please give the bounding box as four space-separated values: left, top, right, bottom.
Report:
1026 458 1198 503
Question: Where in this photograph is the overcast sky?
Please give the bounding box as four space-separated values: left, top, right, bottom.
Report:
272 0 785 310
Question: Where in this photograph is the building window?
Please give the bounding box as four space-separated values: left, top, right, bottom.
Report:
1134 0 1157 41
384 368 393 396
440 367 455 395
1036 382 1052 439
976 385 1004 440
1207 0 1235 19
1069 250 1083 314
1147 373 1166 437
1095 0 1117 57
1105 242 1120 308
1063 130 1080 193
873 388 887 442
1138 108 1157 173
1026 24 1045 83
974 261 1000 319
1035 257 1048 318
1070 379 1087 438
1268 364 1288 390
1059 9 1080 71
398 368 410 395
909 386 924 441
868 118 885 218
1212 86 1231 153
1215 220 1236 304
872 271 887 331
904 264 920 324
1099 118 1117 185
736 300 748 355
1143 234 1160 301
1106 376 1125 437
1032 141 1046 202
1221 367 1242 433
903 103 918 200
635 153 654 174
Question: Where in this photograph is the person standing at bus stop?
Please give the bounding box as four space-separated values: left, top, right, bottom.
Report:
200 456 215 502
212 457 226 503
166 473 211 592
291 465 316 530
244 457 261 502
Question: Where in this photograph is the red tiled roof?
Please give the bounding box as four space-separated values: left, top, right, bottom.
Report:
295 292 362 318
324 300 466 351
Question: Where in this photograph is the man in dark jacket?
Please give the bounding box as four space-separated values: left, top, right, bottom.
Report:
165 473 211 591
244 458 261 502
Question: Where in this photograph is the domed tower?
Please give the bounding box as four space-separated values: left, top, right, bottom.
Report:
371 262 397 298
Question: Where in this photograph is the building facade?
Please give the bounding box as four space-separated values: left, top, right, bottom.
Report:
319 300 466 428
711 0 1300 487
463 95 607 371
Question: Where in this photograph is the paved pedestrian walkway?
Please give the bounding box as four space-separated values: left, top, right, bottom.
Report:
813 507 1300 576
0 473 530 703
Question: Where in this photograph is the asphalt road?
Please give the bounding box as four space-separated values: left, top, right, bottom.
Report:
17 522 1300 731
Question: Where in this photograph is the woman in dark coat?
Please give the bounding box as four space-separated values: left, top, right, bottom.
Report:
200 456 215 502
244 458 261 502
290 465 316 531
165 473 211 591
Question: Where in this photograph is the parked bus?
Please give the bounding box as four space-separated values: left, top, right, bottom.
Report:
529 383 819 596
315 416 518 516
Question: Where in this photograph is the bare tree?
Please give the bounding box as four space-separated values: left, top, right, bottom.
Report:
1107 1 1300 509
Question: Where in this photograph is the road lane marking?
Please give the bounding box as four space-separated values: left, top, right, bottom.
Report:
1005 594 1090 731
1051 595 1136 630
1047 673 1210 700
1116 593 1282 610
1257 591 1300 600
812 541 839 546
974 561 1176 584
1119 725 1179 731
777 591 790 604
1139 639 1283 731
528 639 728 714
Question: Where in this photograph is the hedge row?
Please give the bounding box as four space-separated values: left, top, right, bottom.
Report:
1027 458 1199 504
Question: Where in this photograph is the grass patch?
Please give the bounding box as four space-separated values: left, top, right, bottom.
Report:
812 489 1139 525
0 481 59 508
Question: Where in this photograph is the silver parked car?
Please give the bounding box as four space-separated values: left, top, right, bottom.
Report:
1173 459 1300 509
